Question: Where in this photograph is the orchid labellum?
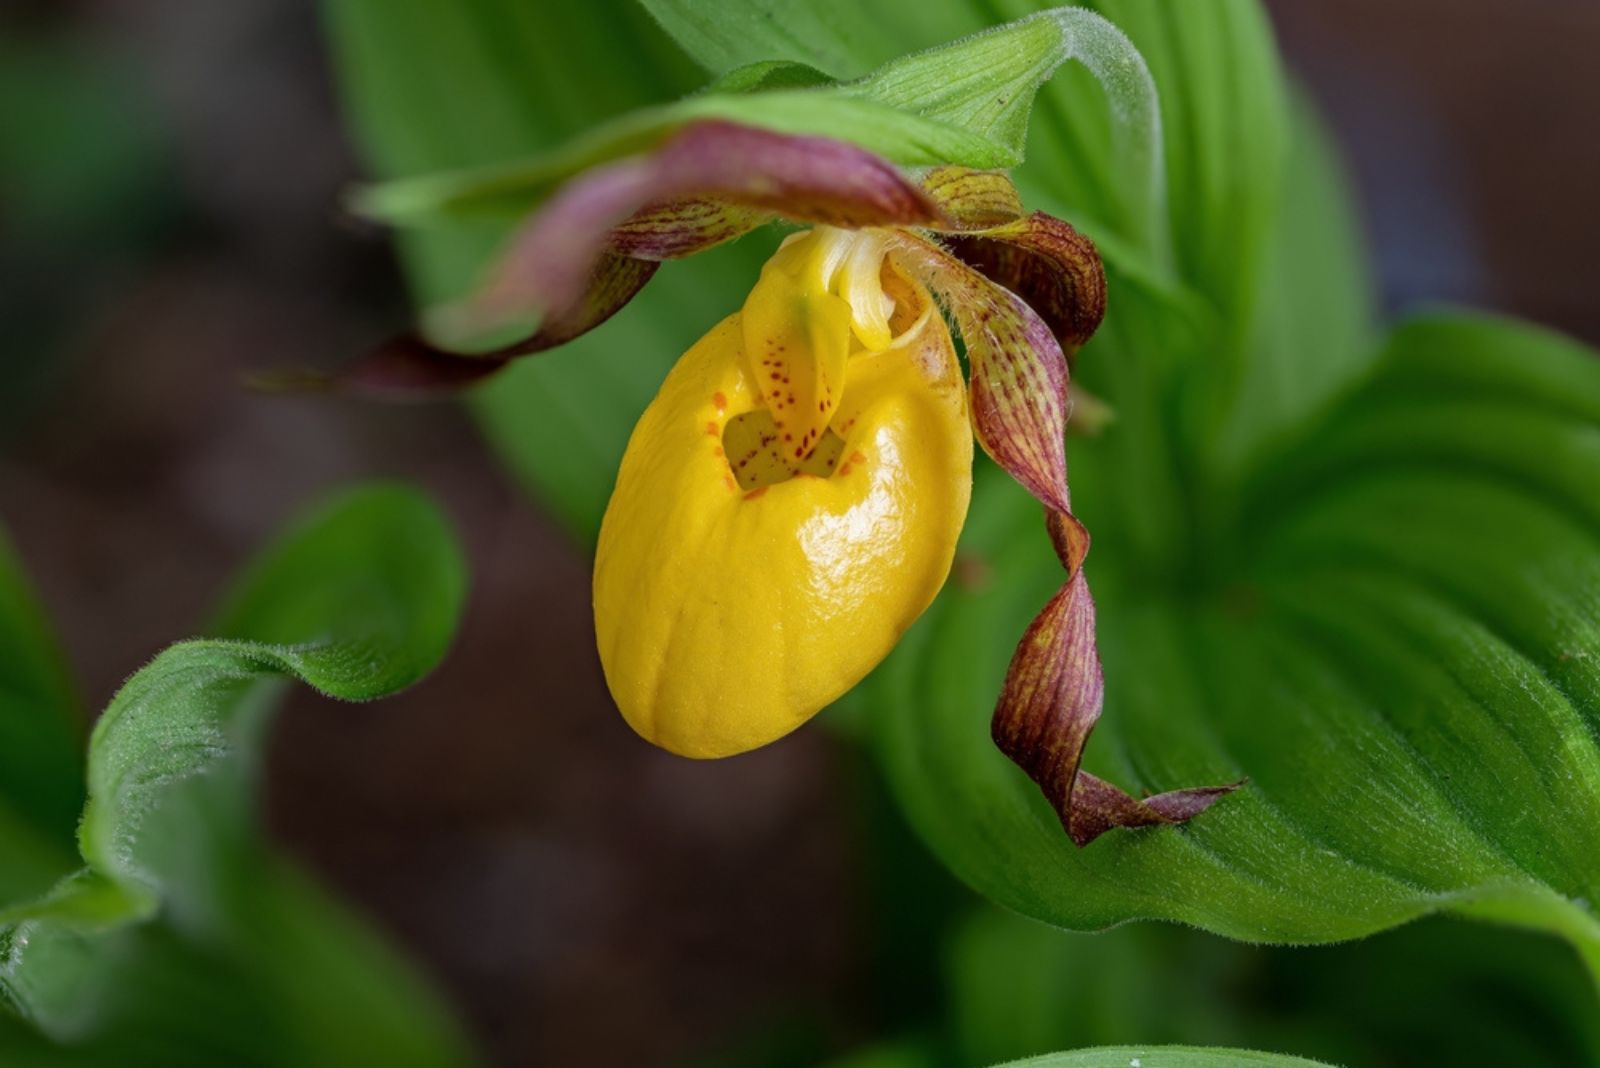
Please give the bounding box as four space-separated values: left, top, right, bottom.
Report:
344 121 1236 846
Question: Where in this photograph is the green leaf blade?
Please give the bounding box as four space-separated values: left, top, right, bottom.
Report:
2 484 475 1065
1001 1048 1332 1068
875 313 1600 982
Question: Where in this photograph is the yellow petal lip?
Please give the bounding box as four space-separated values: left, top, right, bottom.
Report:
740 233 854 463
593 259 972 758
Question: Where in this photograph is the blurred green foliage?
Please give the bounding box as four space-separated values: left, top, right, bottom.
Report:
0 34 176 427
0 487 473 1066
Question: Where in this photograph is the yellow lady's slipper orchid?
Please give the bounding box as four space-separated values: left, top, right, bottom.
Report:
349 120 1237 844
594 228 972 757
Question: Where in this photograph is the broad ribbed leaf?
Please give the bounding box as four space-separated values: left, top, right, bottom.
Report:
0 485 473 1066
1210 93 1376 470
0 530 82 907
876 313 1600 981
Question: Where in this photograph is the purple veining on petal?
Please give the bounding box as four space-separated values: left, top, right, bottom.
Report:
463 120 943 343
886 231 1072 519
919 166 1025 231
943 212 1107 358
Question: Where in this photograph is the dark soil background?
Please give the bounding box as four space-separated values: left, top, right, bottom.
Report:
2 1 1596 1065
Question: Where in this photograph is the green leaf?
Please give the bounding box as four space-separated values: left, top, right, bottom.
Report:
947 905 1600 1065
353 5 1170 276
1209 92 1377 471
79 485 464 898
642 1 1288 306
0 528 83 907
1 485 473 1066
998 1051 1329 1068
353 89 1009 230
874 312 1600 983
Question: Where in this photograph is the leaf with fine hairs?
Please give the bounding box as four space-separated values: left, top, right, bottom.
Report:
0 485 474 1067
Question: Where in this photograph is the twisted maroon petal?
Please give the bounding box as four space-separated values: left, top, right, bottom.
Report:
891 228 1236 846
261 254 658 400
991 567 1240 847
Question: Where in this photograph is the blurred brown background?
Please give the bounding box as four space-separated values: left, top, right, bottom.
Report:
1 1 1596 1065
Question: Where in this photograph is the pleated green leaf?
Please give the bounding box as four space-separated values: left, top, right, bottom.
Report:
0 485 473 1067
876 311 1600 981
643 0 1287 301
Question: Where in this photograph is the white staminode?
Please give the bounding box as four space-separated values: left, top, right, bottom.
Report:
788 226 902 352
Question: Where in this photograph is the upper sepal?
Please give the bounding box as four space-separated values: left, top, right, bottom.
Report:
322 121 946 396
461 120 942 342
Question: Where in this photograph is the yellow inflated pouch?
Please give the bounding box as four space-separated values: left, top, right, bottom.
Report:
593 229 973 757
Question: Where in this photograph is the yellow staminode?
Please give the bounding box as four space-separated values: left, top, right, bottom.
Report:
593 228 973 757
